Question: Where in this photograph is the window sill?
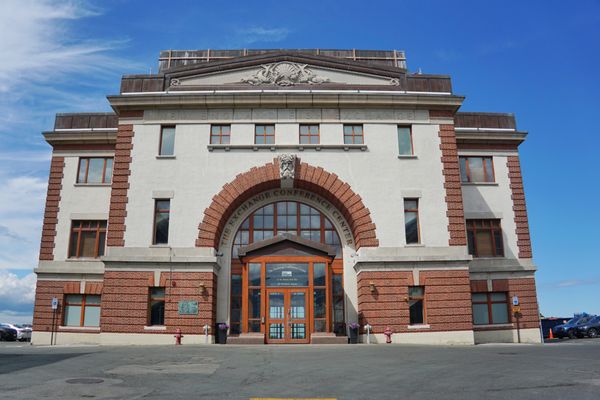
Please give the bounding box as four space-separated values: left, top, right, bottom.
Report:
473 323 514 331
66 257 102 262
207 144 368 152
59 326 100 332
461 182 498 186
405 243 425 247
144 325 167 331
397 155 417 159
74 183 111 187
149 244 170 248
156 155 176 159
407 324 431 330
472 256 506 260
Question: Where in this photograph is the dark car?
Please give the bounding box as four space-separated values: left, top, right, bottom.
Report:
552 314 596 339
0 326 17 341
575 316 600 338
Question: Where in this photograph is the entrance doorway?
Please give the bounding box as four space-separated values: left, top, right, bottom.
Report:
233 233 344 344
266 288 309 344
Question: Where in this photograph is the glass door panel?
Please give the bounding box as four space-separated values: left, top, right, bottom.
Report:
268 292 285 341
288 290 309 343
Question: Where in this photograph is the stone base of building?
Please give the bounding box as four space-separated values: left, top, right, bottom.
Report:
32 331 215 346
360 330 475 345
474 328 541 344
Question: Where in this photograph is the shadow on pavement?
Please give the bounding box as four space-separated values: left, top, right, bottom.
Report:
0 352 91 374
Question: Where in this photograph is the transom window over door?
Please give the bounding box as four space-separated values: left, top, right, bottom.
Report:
232 201 342 257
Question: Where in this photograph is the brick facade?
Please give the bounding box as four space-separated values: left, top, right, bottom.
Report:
101 271 217 334
39 156 65 260
438 124 468 246
357 269 472 334
107 124 135 247
470 277 539 330
197 157 379 250
507 156 533 258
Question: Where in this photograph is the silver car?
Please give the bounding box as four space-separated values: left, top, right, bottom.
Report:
0 323 31 341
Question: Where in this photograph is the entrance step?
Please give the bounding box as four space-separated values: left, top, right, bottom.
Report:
311 333 348 344
227 333 265 345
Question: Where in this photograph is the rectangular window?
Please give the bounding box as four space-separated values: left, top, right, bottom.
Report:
460 156 494 183
63 294 101 327
153 200 170 245
343 124 364 144
397 126 413 155
472 292 509 325
230 275 242 334
300 124 320 144
332 273 345 335
466 219 504 257
408 286 425 325
148 287 165 326
404 199 420 244
255 124 275 144
68 220 107 258
210 125 231 144
247 263 262 333
77 158 113 184
159 126 175 155
313 263 327 333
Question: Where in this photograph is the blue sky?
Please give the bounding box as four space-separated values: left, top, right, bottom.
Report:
0 0 599 323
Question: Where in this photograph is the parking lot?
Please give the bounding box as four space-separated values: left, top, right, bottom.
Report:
1 339 600 400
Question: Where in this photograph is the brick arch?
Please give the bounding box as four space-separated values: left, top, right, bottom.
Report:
196 158 379 250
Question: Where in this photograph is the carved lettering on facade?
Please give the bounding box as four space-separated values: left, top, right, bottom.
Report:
219 189 354 248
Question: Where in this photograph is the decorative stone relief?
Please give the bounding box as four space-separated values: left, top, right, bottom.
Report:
241 62 330 86
389 78 400 86
278 154 296 188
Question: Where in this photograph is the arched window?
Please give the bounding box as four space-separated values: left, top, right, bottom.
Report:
232 201 342 258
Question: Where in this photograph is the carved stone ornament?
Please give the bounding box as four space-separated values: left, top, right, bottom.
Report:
170 78 181 87
389 78 400 86
278 153 296 182
241 62 330 86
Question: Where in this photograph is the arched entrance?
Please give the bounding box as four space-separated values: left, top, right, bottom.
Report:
229 201 345 344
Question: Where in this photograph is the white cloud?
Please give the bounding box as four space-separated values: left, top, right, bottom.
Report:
0 271 36 305
0 174 47 270
236 26 290 44
0 271 36 324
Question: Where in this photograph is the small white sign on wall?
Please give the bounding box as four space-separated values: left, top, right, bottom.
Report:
51 297 59 310
512 296 519 306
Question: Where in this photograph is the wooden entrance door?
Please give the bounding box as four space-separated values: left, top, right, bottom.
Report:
265 288 310 344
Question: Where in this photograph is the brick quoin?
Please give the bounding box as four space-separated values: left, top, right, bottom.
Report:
438 124 467 246
196 157 379 250
107 123 136 247
507 156 533 258
39 156 65 260
356 270 473 333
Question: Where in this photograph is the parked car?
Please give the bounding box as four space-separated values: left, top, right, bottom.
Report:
575 316 600 338
0 326 17 341
541 317 570 338
552 314 596 339
0 323 31 341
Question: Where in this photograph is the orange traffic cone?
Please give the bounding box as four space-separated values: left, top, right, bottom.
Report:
548 328 554 339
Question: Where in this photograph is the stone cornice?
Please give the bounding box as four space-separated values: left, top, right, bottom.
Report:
107 92 465 112
43 130 117 146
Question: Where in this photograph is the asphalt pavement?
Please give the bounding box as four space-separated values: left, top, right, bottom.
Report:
1 339 599 399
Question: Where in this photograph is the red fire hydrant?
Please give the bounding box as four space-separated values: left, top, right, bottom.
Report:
174 328 183 345
383 326 393 343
